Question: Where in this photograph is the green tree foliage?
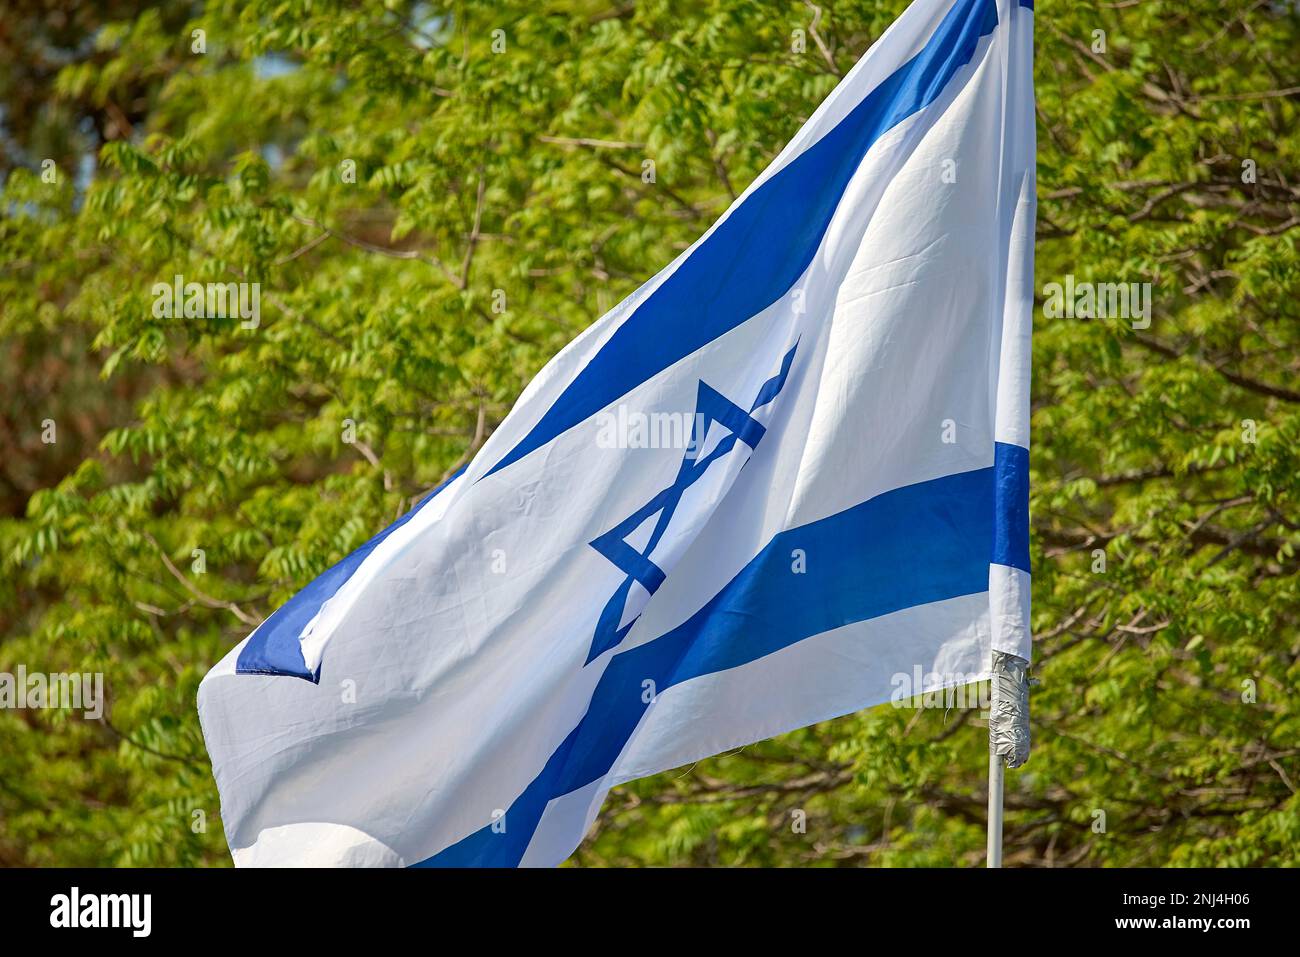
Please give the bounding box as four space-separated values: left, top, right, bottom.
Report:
1 0 1297 866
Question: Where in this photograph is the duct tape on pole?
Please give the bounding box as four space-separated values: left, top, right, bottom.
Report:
987 650 1030 867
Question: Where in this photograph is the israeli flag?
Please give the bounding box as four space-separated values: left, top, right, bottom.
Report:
199 0 1035 867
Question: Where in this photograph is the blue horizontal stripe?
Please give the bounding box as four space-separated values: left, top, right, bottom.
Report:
417 444 1026 867
482 0 998 480
992 442 1030 572
236 467 466 681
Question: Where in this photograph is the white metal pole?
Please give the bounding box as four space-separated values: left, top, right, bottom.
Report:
987 750 1004 868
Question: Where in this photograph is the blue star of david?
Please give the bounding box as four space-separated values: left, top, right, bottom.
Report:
585 343 798 664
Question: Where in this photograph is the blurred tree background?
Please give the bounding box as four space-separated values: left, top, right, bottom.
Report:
1 0 1297 867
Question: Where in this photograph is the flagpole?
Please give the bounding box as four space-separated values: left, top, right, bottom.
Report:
987 750 1004 867
987 651 1030 868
